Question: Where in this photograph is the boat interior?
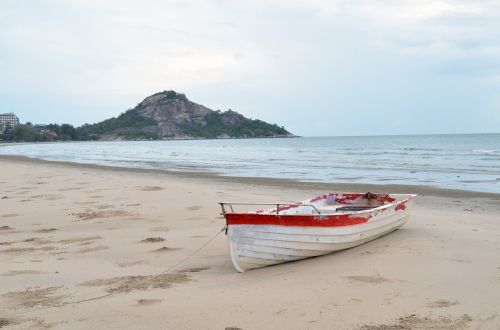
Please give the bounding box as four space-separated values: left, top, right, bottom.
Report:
220 192 414 216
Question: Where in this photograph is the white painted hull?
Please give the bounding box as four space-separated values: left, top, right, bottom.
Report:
227 210 410 272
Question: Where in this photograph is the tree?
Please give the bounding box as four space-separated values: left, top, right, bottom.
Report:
60 124 77 140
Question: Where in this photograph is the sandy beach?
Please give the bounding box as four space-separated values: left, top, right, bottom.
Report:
1 156 500 329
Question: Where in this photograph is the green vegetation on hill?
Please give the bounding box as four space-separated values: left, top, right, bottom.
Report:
180 111 290 138
85 110 158 138
88 110 157 135
0 123 94 142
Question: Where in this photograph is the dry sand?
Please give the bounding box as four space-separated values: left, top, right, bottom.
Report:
1 156 500 329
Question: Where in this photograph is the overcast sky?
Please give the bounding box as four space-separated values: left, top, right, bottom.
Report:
1 0 499 136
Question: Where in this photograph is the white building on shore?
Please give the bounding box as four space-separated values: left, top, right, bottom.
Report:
0 113 20 133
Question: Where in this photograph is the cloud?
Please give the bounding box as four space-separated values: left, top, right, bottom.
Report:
0 0 499 134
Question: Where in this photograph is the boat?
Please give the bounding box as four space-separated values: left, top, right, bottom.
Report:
219 192 416 272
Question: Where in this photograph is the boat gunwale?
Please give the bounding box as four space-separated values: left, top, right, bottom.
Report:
221 193 417 218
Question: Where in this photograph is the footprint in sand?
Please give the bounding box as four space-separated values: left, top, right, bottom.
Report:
58 236 102 245
1 270 47 276
0 247 37 254
126 203 141 207
138 186 164 192
58 187 82 191
1 214 19 218
77 245 109 253
2 245 58 254
137 299 163 306
344 275 392 284
94 204 116 210
149 226 170 232
140 237 165 243
0 318 12 327
24 237 53 245
74 201 97 205
1 286 67 308
71 210 133 221
29 194 63 201
187 205 203 211
427 299 459 308
150 246 178 253
358 314 472 329
116 260 147 268
35 228 58 233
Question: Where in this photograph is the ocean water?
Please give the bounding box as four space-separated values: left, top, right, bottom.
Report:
1 134 499 193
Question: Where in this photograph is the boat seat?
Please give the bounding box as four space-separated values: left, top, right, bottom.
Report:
335 205 379 212
312 205 381 215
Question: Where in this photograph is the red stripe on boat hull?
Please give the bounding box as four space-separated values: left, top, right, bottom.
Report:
225 214 368 227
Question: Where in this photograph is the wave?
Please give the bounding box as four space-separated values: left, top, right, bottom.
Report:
402 147 444 151
1 136 500 193
473 149 500 154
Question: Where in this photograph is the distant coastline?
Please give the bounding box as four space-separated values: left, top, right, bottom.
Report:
0 90 295 142
0 134 300 145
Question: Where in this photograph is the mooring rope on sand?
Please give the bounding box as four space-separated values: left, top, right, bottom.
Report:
6 226 227 318
74 225 226 304
73 225 226 304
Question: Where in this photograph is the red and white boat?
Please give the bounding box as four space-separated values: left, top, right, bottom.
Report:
220 192 416 272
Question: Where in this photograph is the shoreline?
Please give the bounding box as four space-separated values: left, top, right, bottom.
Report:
1 154 499 200
0 135 300 145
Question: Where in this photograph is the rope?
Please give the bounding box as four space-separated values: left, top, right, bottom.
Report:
158 226 226 276
74 225 226 304
6 226 226 317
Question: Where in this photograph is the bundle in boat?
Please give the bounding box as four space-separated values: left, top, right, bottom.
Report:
220 192 416 272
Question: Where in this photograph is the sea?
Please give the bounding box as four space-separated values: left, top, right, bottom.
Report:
1 134 499 193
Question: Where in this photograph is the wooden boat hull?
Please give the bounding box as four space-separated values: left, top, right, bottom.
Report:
222 193 415 272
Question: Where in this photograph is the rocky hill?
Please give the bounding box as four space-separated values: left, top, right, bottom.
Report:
85 91 294 140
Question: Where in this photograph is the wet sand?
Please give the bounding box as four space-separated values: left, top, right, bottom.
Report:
1 156 500 329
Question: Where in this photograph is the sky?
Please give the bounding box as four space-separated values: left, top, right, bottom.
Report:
1 0 500 136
